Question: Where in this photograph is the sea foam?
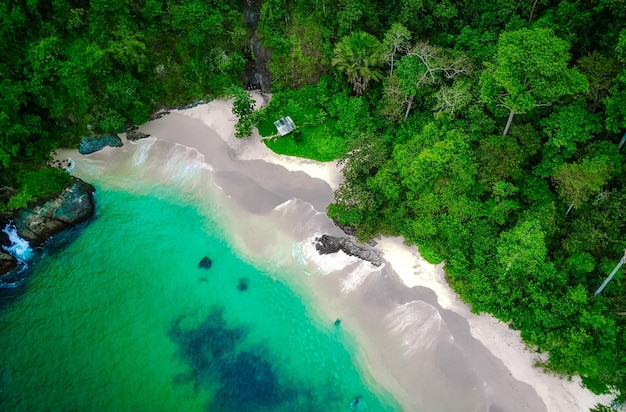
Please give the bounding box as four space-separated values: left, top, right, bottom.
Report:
2 222 34 262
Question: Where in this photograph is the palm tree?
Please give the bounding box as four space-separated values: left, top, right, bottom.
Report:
332 31 384 95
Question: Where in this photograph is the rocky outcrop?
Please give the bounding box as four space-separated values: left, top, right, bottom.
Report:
0 251 16 274
126 129 151 141
243 0 271 91
12 178 95 247
79 135 123 154
315 234 382 266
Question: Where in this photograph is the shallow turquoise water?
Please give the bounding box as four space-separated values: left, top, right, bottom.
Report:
0 184 400 411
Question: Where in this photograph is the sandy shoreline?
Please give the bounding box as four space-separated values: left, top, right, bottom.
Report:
60 94 612 411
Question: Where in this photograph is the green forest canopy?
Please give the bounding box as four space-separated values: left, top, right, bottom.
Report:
1 0 625 406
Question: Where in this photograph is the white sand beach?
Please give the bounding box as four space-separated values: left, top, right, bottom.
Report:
61 94 613 412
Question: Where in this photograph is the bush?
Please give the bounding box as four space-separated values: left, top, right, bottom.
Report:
4 168 73 212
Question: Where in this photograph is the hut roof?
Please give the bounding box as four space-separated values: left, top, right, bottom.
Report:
273 116 296 136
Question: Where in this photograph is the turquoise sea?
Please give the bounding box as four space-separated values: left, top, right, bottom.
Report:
0 150 400 411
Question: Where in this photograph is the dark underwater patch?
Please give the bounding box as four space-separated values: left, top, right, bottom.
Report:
236 278 249 291
168 308 376 412
168 308 298 411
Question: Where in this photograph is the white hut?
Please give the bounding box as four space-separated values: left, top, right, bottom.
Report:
273 116 296 136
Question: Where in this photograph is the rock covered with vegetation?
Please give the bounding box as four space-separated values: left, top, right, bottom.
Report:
12 178 95 247
1 168 95 275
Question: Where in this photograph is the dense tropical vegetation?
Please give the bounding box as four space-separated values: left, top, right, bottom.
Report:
1 0 624 407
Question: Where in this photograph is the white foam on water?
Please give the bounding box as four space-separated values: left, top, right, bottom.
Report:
162 142 210 185
294 234 361 277
131 137 156 166
2 222 34 262
271 199 328 237
340 260 383 293
385 301 446 356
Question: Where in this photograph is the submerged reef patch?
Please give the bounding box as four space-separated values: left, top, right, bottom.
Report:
167 307 372 411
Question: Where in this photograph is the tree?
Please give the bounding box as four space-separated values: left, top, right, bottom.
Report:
394 42 471 118
228 86 255 138
381 23 411 77
497 219 547 281
605 70 626 150
332 31 383 96
594 250 626 296
537 103 603 177
432 80 473 119
553 155 613 214
576 52 619 112
480 28 588 136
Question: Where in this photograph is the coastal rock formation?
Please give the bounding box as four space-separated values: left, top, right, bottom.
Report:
126 129 151 141
0 251 17 274
12 178 96 247
79 135 123 154
315 234 382 266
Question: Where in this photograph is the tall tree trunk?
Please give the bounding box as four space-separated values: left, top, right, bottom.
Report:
529 0 540 22
565 203 573 216
618 131 626 151
404 97 413 120
390 54 394 77
502 110 515 136
594 251 626 296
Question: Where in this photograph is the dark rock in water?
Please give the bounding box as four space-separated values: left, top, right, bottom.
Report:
350 395 366 411
0 251 17 275
0 224 9 248
237 278 249 291
334 318 341 327
198 257 213 269
12 178 95 247
126 130 151 141
315 234 382 266
79 135 123 154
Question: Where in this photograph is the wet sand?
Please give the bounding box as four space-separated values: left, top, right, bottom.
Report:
60 95 611 412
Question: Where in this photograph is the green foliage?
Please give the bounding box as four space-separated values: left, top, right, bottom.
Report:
3 168 73 212
266 20 330 90
255 83 347 161
553 155 613 211
0 0 248 185
228 86 256 138
480 27 588 134
264 120 345 162
332 31 384 95
1 0 625 401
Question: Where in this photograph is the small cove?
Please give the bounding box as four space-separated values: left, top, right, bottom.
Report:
0 155 399 411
